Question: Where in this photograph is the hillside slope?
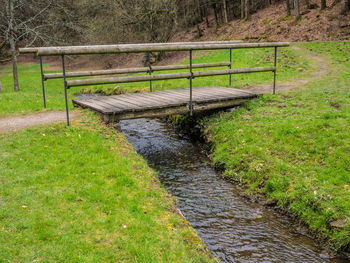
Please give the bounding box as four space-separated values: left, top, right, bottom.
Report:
173 0 350 42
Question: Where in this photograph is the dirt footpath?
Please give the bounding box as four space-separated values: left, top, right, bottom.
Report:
0 111 81 134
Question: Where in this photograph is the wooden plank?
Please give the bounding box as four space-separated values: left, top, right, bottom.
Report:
66 67 275 88
192 89 243 99
193 87 253 98
209 86 254 95
38 42 290 56
92 96 145 110
114 94 169 106
72 100 113 114
191 87 246 100
126 92 186 105
81 99 119 112
152 90 189 100
87 97 134 111
102 96 160 109
73 87 257 120
44 62 231 80
19 40 242 55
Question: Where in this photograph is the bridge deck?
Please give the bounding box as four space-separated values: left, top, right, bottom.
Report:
72 86 257 123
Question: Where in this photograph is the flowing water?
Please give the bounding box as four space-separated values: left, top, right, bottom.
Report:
120 118 345 263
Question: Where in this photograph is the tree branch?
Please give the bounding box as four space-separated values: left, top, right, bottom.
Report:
15 1 52 30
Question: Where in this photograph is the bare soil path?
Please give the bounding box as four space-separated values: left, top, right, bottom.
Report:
244 46 329 94
0 111 81 134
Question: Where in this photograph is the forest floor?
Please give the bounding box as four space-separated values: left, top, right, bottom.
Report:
173 0 350 43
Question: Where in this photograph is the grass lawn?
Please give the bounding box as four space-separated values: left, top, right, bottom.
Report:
200 41 350 252
0 113 213 262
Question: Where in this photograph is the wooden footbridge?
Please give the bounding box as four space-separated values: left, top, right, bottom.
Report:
19 41 289 125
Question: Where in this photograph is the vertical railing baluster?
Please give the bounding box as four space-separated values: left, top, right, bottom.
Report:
61 55 70 126
39 56 46 108
229 48 232 87
189 50 193 116
147 52 152 92
273 47 277 94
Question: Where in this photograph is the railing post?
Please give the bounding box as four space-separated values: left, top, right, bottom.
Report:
189 50 193 116
147 52 152 92
273 47 277 94
39 56 46 108
61 55 70 126
229 48 232 86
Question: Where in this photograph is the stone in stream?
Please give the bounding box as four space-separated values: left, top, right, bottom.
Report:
319 250 330 259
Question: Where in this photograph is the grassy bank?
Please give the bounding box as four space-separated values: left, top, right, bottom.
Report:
200 41 350 252
0 112 213 262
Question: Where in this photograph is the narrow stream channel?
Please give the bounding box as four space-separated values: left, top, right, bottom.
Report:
120 118 344 263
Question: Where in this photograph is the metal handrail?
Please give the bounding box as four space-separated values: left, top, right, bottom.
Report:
66 67 275 88
43 62 232 80
19 41 290 126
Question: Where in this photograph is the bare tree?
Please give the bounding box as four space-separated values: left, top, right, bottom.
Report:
286 0 292 15
9 0 18 91
244 0 250 20
0 0 53 91
223 0 228 23
294 0 301 19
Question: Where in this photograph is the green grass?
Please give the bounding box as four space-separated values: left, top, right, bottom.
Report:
200 41 350 252
0 44 312 117
0 64 67 117
0 112 214 262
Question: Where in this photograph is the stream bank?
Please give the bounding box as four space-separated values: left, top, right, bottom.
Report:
120 117 347 262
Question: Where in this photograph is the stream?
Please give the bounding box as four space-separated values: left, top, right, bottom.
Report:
120 118 345 263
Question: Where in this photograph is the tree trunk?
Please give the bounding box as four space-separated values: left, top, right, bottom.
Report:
223 0 228 23
321 0 327 9
10 35 19 92
294 0 300 19
202 5 210 27
206 15 210 27
213 6 219 26
286 0 291 15
7 0 19 91
196 0 203 22
196 24 203 37
241 0 245 19
244 0 250 19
